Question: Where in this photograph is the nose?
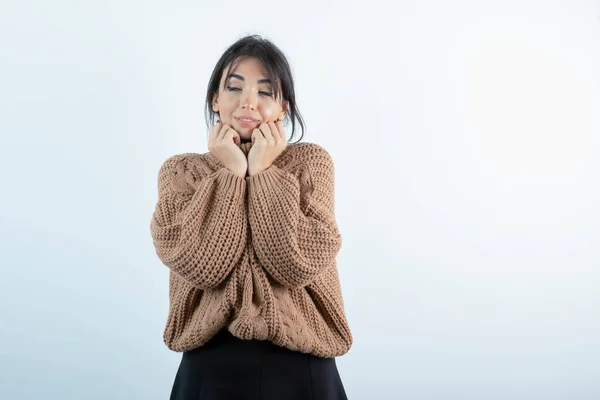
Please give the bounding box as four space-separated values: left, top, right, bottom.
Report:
240 89 258 111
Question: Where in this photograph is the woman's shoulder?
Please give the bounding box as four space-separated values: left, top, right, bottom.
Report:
281 141 335 169
160 151 218 171
156 152 214 195
157 152 206 175
287 141 329 154
284 141 333 160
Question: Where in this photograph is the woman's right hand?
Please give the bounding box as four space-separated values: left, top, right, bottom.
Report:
208 120 247 178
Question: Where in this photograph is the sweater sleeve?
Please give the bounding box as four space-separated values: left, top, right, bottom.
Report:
150 154 247 290
246 144 342 288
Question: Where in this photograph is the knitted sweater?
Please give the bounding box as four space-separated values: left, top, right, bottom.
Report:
150 140 353 358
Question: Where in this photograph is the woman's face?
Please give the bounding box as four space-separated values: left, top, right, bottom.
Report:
212 56 288 143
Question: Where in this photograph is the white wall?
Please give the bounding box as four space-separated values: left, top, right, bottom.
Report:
1 0 599 399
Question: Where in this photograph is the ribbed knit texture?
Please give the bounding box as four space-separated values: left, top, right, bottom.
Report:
150 141 352 358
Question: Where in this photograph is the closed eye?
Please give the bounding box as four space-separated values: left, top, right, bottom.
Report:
227 86 272 97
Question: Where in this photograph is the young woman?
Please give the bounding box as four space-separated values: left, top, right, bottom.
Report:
150 34 353 400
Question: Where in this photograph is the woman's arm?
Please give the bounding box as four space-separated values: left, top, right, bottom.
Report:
150 154 247 289
246 144 342 288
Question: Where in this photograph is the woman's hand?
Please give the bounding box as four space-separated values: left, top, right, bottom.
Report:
208 120 248 178
247 121 287 176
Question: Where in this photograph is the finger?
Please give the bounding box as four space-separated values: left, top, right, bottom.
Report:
275 120 286 141
267 121 279 145
209 120 222 145
251 128 263 144
259 122 274 145
225 126 241 146
258 122 270 137
217 124 231 142
232 131 240 145
227 127 240 145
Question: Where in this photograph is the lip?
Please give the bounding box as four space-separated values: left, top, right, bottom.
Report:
235 117 260 127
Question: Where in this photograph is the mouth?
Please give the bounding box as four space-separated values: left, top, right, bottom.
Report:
235 117 260 127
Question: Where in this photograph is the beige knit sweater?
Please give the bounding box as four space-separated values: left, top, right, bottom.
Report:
150 141 352 358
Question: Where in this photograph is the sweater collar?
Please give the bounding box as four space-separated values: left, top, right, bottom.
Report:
238 141 254 156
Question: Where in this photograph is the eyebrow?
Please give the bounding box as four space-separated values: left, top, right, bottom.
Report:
226 73 272 85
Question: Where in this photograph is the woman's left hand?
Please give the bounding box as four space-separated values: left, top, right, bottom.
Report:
247 120 287 176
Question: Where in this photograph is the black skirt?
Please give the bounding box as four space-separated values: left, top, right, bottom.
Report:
170 328 348 400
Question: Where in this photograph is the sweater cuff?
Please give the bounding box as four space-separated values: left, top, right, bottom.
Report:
213 167 247 194
245 164 291 192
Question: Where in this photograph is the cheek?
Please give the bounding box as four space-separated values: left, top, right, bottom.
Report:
261 105 278 119
220 96 237 110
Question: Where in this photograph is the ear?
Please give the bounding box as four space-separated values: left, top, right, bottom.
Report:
279 100 289 121
212 92 220 112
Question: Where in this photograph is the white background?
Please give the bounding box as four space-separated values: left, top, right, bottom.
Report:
1 0 599 399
